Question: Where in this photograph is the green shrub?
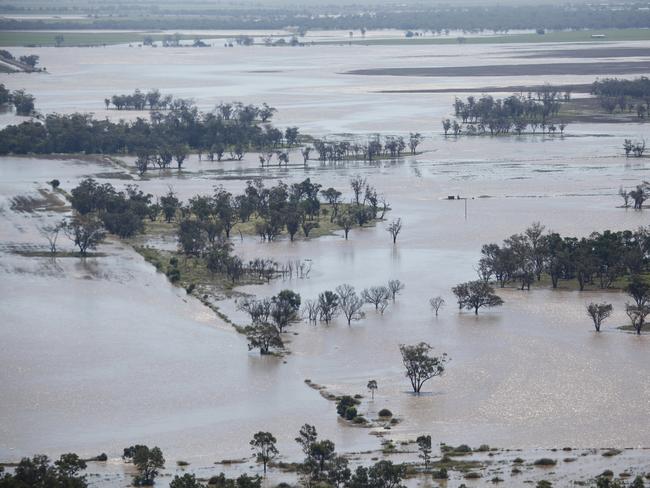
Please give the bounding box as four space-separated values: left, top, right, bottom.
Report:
336 396 357 417
378 408 392 417
344 407 357 420
533 458 556 466
166 267 181 283
431 468 448 480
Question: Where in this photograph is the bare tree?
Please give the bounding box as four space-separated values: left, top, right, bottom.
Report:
429 296 445 316
619 186 630 208
302 299 320 325
387 280 405 301
350 175 367 205
238 297 272 325
40 222 63 256
362 286 390 310
586 302 613 332
336 284 365 325
387 218 402 244
378 298 389 314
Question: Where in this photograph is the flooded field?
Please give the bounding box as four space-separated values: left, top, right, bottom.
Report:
2 35 650 486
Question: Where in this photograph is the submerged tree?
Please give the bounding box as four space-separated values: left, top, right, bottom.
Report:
386 218 403 244
452 280 504 315
123 445 165 486
586 302 613 332
367 379 378 400
429 296 445 316
245 324 283 354
250 432 278 475
387 280 405 300
399 342 448 394
336 284 365 325
416 435 432 470
63 218 106 256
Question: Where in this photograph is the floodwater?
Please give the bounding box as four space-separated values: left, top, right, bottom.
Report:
1 36 650 485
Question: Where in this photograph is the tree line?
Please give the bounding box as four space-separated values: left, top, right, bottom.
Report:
312 134 422 162
446 93 566 136
591 77 650 118
476 222 649 292
0 84 35 116
0 100 295 161
241 280 405 354
59 175 388 281
6 3 650 33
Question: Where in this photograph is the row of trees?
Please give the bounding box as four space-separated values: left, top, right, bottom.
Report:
0 84 35 116
448 94 566 136
0 453 89 488
0 100 292 157
586 276 650 335
592 77 650 117
312 134 422 162
0 49 40 69
8 3 650 32
476 223 650 291
104 89 180 111
242 280 405 354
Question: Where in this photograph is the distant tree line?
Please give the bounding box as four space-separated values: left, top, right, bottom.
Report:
104 89 179 111
0 83 35 116
0 49 41 70
446 92 567 136
312 134 422 162
5 4 650 32
0 100 294 160
592 77 650 118
476 222 650 291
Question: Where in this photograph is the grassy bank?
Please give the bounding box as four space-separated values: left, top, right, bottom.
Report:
319 28 650 46
0 31 232 47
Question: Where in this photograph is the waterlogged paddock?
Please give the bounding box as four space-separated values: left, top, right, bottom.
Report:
1 34 650 486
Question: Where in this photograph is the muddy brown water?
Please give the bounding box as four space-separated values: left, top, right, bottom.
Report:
1 37 650 485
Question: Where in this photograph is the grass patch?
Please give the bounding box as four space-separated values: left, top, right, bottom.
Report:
0 31 234 47
133 245 261 293
432 456 482 474
318 28 650 46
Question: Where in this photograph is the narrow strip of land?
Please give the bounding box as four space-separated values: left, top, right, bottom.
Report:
346 61 650 77
377 83 592 94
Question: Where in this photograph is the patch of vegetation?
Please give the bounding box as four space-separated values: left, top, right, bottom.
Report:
533 458 557 466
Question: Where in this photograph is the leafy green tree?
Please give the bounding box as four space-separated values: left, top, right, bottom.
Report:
250 432 278 475
416 435 432 469
399 342 448 394
452 280 503 315
170 473 205 488
318 290 339 323
123 445 165 486
367 379 378 400
178 219 207 256
586 302 613 332
245 324 283 354
63 218 106 256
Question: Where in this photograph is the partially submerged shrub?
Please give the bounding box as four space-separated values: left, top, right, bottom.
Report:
378 408 392 417
533 458 556 467
431 468 448 480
